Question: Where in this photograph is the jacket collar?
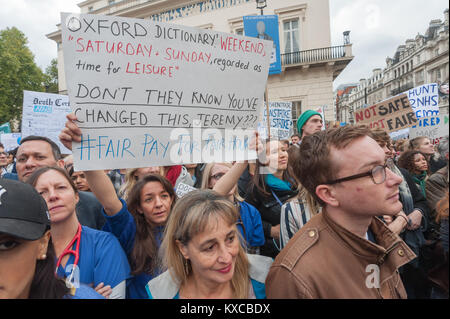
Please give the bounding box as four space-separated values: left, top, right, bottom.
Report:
146 254 273 299
322 209 416 266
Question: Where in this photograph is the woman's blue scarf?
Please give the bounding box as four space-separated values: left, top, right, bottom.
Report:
265 174 292 191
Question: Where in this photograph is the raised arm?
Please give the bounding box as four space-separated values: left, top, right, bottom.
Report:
59 113 122 216
212 132 262 196
212 161 248 196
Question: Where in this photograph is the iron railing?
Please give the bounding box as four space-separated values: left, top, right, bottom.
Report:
281 45 348 66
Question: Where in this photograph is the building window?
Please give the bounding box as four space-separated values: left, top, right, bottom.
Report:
435 48 439 56
416 55 421 64
88 6 93 12
416 70 424 83
283 19 300 53
410 59 413 69
235 28 244 36
292 101 302 132
108 0 115 5
435 68 441 81
394 70 397 78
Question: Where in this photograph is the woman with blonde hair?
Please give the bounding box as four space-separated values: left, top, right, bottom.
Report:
200 162 265 253
146 190 272 299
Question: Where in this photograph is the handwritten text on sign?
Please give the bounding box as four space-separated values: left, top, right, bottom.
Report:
410 114 449 144
407 83 439 119
354 94 417 133
61 13 271 171
258 102 293 140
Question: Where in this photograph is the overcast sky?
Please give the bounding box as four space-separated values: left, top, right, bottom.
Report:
0 0 448 90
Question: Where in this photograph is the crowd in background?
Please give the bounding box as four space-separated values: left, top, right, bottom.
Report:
0 109 448 299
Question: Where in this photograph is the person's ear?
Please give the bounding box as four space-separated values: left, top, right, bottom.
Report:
37 231 51 260
176 240 189 260
56 159 65 169
316 184 340 207
74 191 80 205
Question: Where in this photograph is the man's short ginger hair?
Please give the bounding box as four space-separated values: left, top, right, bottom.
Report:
295 125 375 206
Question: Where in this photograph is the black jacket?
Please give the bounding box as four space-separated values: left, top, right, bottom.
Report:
246 185 298 258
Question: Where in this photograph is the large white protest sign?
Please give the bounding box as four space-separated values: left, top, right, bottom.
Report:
22 91 72 154
258 102 293 140
61 13 271 171
389 83 440 139
0 133 21 152
409 114 449 144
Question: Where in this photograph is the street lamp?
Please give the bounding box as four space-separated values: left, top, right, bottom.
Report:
256 0 266 15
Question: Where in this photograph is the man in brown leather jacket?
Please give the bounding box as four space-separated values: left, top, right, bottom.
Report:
266 126 416 299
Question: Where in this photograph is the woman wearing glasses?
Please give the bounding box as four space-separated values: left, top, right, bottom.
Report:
200 162 265 254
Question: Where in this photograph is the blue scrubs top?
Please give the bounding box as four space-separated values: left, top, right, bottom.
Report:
56 226 131 292
102 199 164 299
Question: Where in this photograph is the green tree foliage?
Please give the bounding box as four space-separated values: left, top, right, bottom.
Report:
44 58 59 94
0 27 45 125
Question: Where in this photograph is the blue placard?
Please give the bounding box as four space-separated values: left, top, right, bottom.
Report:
243 15 281 75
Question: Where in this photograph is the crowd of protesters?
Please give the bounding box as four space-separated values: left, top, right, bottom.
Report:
0 109 448 299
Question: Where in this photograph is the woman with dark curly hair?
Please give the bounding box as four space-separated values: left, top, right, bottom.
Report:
398 150 430 198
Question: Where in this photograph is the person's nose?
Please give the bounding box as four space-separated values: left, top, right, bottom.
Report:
385 167 403 186
24 156 37 168
154 195 163 208
217 244 233 264
47 188 59 202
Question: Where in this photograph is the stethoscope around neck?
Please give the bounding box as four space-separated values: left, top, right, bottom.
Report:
55 223 82 287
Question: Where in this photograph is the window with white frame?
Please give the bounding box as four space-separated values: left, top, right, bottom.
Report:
292 101 302 132
283 19 300 53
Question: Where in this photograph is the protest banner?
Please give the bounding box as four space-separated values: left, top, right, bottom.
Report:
409 114 449 145
61 13 272 171
243 15 281 75
407 83 439 119
0 122 11 134
389 83 439 139
22 91 72 154
0 133 21 152
258 102 293 140
175 182 197 198
354 93 417 133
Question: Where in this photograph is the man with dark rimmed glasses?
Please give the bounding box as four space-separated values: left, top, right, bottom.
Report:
266 125 416 299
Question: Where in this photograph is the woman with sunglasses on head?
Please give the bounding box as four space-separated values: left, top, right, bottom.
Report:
200 162 265 254
59 113 177 299
118 167 163 200
146 190 273 299
26 166 131 299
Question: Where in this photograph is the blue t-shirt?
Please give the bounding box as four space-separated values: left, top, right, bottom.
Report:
56 226 131 297
102 199 164 299
67 284 105 299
